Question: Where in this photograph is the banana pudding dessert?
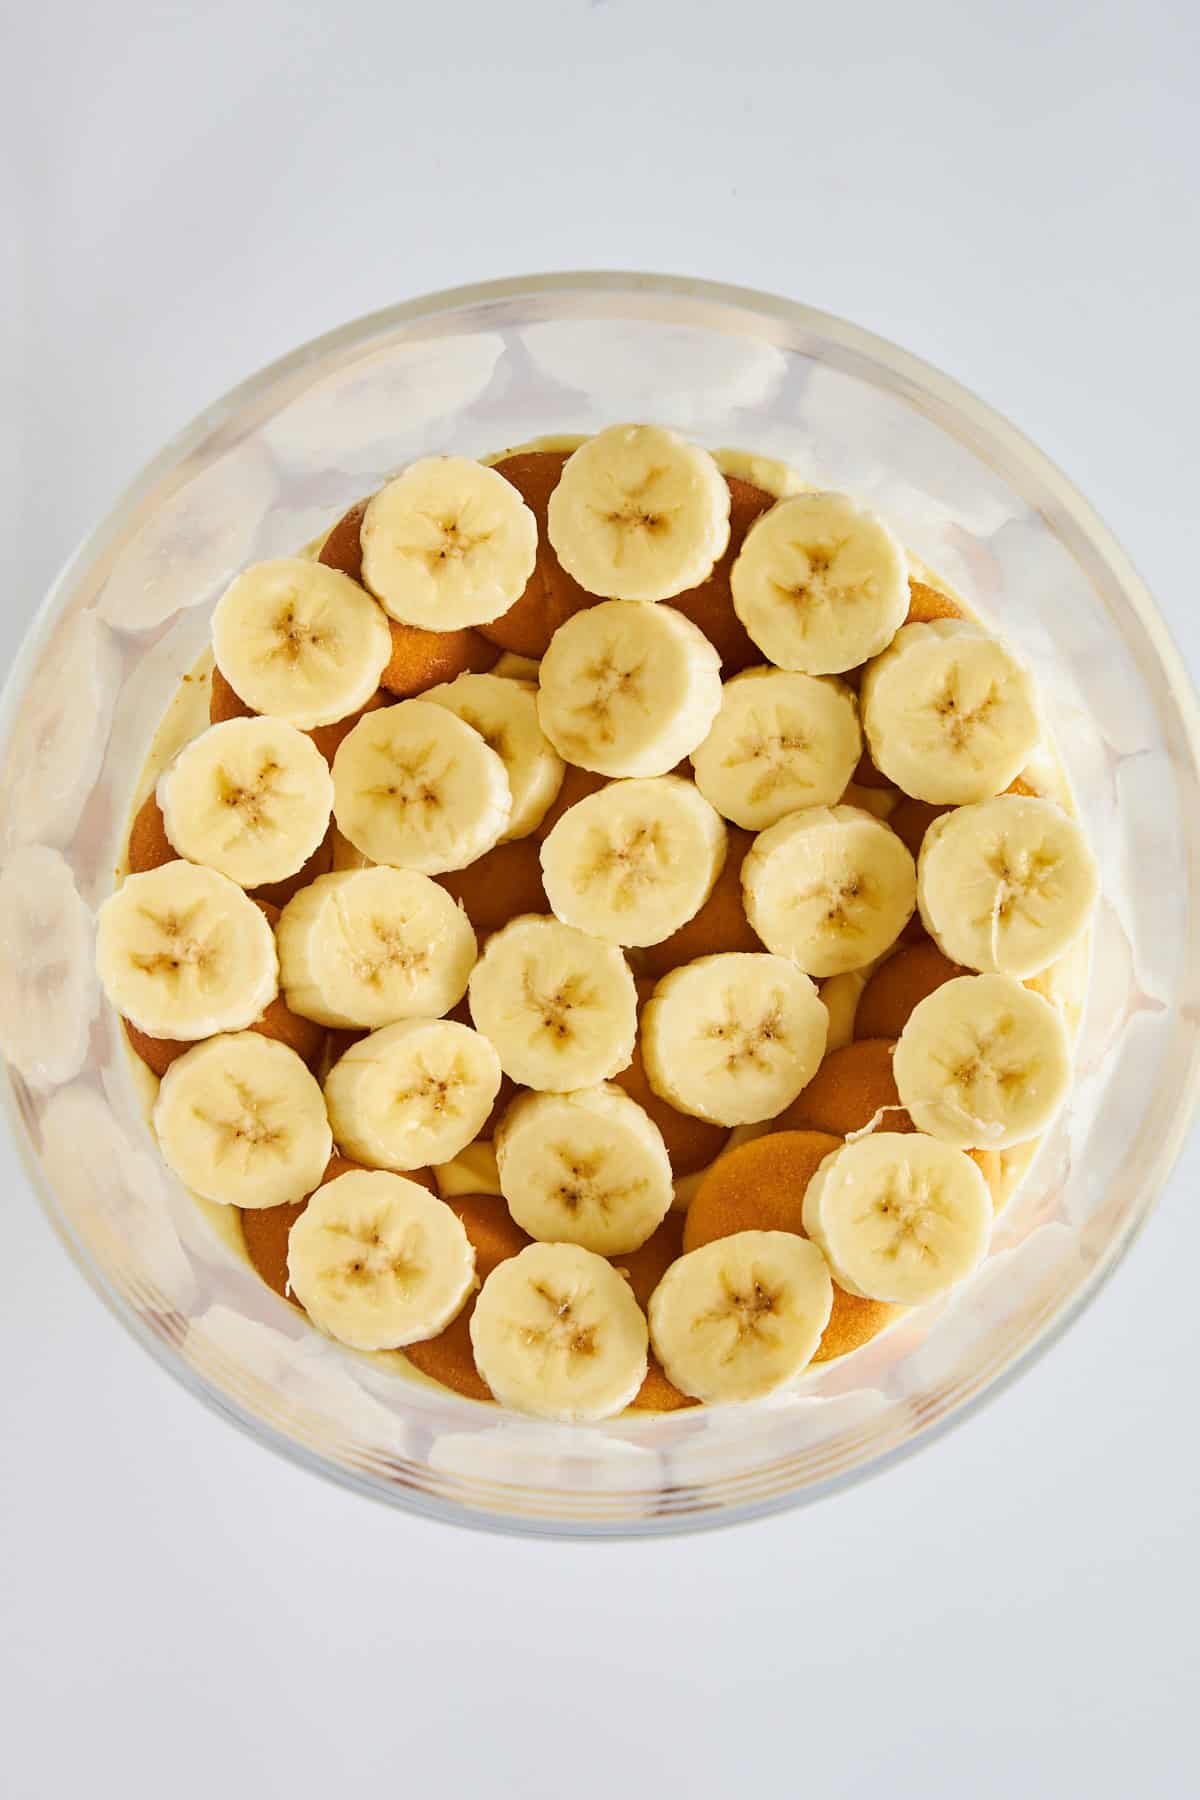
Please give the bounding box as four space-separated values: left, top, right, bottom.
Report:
95 424 1097 1423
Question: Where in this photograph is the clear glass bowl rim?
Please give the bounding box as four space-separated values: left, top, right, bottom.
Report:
7 269 1200 1538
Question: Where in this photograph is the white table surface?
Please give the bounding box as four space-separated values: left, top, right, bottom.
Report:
4 4 1198 1795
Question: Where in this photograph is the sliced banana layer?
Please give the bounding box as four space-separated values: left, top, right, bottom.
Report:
96 862 278 1040
153 1032 332 1208
288 1169 476 1351
211 558 392 730
276 867 477 1028
423 671 564 840
690 666 862 830
331 699 511 873
536 600 722 777
157 717 333 890
918 794 1098 978
539 774 726 946
546 424 731 602
470 1241 649 1421
494 1084 674 1254
730 492 908 675
742 804 916 977
324 1018 502 1171
467 913 638 1090
893 972 1072 1148
801 1132 992 1304
640 951 828 1126
861 619 1039 804
360 456 538 629
648 1230 833 1403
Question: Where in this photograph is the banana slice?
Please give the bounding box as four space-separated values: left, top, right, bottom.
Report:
276 867 477 1027
324 1018 502 1170
801 1132 991 1304
287 1169 476 1351
422 672 564 840
860 619 1039 803
96 862 278 1040
640 951 828 1126
153 1032 332 1208
690 666 862 830
647 1231 833 1402
546 424 731 602
156 718 334 890
331 700 511 873
536 600 722 777
539 774 726 946
741 804 916 976
467 913 638 1090
469 1241 649 1422
917 794 1098 978
359 456 538 629
892 972 1072 1148
211 558 392 730
494 1084 674 1254
730 492 908 674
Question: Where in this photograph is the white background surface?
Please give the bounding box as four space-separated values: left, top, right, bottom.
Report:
4 3 1199 1795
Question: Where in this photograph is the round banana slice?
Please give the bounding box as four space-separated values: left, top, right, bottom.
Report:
359 456 538 629
647 1231 833 1403
276 867 477 1028
893 972 1072 1148
546 424 731 602
640 951 828 1126
917 794 1098 978
539 774 727 946
153 1032 332 1209
211 558 393 730
324 1018 503 1171
156 717 334 890
690 666 862 830
730 491 909 674
467 913 638 1090
331 699 511 873
288 1169 476 1351
96 862 278 1040
860 619 1039 804
537 600 722 777
422 671 564 840
469 1241 649 1423
801 1133 992 1304
741 804 917 976
494 1084 674 1254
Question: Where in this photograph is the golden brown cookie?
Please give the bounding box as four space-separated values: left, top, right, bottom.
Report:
380 616 499 698
436 837 547 938
126 791 176 873
774 1039 915 1136
479 451 593 656
317 498 368 582
669 476 774 673
682 1130 842 1250
905 579 963 624
404 1193 533 1401
854 944 966 1040
639 826 761 979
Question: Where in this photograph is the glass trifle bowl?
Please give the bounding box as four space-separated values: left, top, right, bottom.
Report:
3 271 1198 1537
